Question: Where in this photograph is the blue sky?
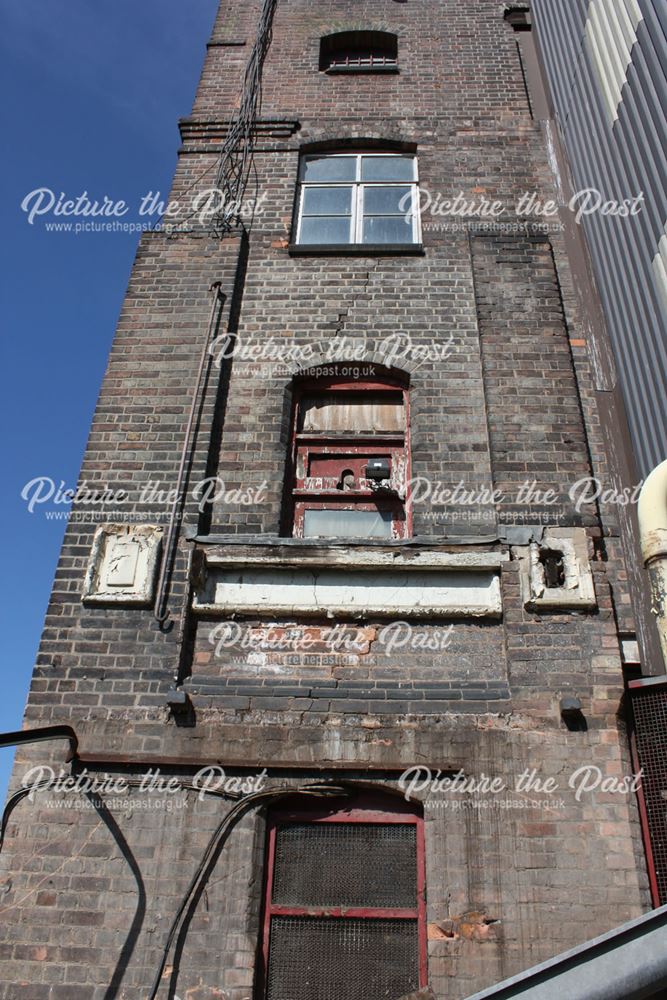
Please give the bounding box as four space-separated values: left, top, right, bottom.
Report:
0 0 218 802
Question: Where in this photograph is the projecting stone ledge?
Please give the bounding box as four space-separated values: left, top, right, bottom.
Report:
191 544 508 619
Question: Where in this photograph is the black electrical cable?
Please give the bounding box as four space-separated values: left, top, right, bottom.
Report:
146 783 347 1000
164 0 278 237
210 0 279 237
0 781 55 854
0 729 352 998
0 726 80 853
152 2 279 613
0 725 78 759
0 776 242 858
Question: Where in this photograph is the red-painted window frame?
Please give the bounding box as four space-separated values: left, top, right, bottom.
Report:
259 795 428 996
288 375 412 538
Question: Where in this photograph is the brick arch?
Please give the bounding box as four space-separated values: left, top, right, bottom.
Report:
297 135 417 155
267 783 424 814
316 18 395 37
277 351 421 384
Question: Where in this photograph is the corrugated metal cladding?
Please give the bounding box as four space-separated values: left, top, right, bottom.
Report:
532 0 667 478
630 681 667 903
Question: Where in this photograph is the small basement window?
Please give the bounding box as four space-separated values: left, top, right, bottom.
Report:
320 31 399 73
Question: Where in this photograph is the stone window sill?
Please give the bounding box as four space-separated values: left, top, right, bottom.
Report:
288 243 424 257
191 542 507 619
324 66 400 75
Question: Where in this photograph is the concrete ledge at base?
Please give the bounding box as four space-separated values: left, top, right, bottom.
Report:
183 678 512 708
463 904 667 1000
287 242 425 256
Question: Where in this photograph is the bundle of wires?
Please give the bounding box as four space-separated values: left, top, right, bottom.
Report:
0 760 346 1000
210 0 279 237
146 783 346 1000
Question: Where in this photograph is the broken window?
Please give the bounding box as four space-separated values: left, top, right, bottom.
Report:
295 153 420 246
260 796 427 1000
289 376 410 539
539 548 565 589
523 530 597 610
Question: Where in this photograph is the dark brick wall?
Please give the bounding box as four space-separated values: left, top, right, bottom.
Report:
472 234 595 525
0 2 650 999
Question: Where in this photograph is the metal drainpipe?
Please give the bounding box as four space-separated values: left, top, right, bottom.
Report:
153 281 225 627
638 458 667 672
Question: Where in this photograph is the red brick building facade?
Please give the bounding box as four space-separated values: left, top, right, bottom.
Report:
0 2 654 998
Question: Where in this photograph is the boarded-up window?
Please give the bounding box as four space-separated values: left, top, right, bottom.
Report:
290 378 410 539
299 392 405 433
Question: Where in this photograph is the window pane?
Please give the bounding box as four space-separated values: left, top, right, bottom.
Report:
363 185 413 216
362 215 415 244
361 155 415 181
300 393 405 432
302 186 353 216
272 823 417 908
266 916 419 1000
302 155 358 182
299 216 352 244
303 508 394 538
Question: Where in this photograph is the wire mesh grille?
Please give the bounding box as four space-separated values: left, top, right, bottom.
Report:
272 823 417 908
266 916 419 1000
631 685 667 903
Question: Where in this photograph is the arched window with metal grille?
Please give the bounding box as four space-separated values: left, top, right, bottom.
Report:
319 30 399 73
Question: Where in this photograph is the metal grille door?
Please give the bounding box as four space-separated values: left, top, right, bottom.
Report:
630 680 667 903
262 801 426 1000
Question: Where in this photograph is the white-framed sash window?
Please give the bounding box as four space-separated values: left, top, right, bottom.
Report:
295 153 420 246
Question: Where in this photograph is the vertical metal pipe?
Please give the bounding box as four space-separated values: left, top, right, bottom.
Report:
153 281 225 627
